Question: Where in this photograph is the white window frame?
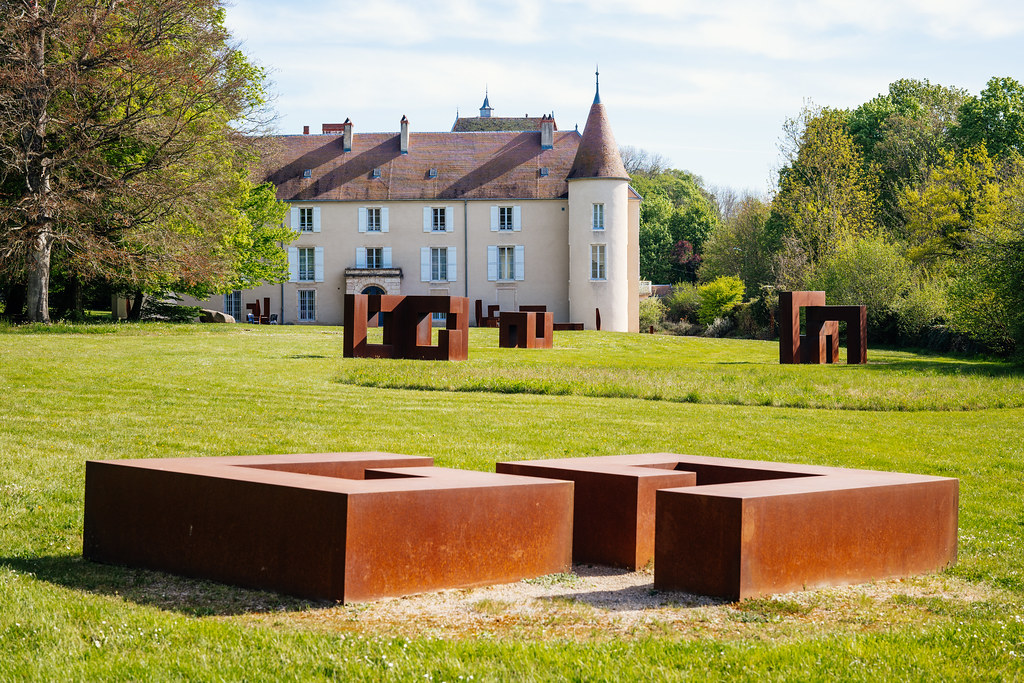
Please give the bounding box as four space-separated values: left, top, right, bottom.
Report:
298 247 316 282
366 246 383 269
431 246 448 281
488 245 525 282
366 207 381 232
297 290 316 322
591 244 606 280
298 207 314 232
432 207 446 232
593 203 605 230
497 245 515 281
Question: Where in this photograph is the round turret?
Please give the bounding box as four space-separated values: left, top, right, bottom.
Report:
567 78 631 332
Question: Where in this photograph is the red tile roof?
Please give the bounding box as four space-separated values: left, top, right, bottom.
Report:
567 102 629 181
263 130 583 202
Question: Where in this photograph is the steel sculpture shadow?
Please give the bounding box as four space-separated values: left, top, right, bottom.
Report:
779 291 867 364
343 294 469 360
499 453 958 601
83 453 572 603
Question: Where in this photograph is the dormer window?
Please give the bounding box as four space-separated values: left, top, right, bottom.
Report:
302 169 311 178
371 168 381 179
539 167 549 177
428 168 438 178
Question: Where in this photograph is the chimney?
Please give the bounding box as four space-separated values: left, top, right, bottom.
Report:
400 115 409 154
342 118 352 152
302 125 309 135
540 114 554 150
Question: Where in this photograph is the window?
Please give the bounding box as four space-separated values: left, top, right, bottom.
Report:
298 207 314 232
224 290 241 321
428 168 438 178
421 246 456 282
498 207 514 231
366 208 381 232
371 168 381 178
297 290 316 322
302 169 311 178
431 246 448 281
539 167 549 177
591 244 606 280
487 245 524 282
593 203 605 230
366 247 383 269
432 207 447 232
298 247 316 281
498 246 515 280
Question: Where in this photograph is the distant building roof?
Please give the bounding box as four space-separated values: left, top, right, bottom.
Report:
451 116 554 132
263 130 582 202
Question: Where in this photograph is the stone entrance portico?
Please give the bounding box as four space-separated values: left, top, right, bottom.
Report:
345 268 403 296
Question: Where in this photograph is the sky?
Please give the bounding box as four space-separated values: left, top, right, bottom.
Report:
224 0 1024 197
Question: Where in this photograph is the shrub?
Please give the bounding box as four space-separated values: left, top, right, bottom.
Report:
665 282 702 322
639 296 667 331
804 236 911 328
703 317 735 338
697 276 745 325
893 279 947 339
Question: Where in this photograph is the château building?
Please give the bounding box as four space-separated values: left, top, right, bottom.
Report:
187 79 640 331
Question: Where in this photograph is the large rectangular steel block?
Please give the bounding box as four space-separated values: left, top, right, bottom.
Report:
84 453 572 602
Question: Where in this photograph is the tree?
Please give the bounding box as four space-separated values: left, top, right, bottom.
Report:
0 0 276 322
698 196 776 290
696 276 744 325
772 106 878 264
619 145 668 177
955 77 1024 159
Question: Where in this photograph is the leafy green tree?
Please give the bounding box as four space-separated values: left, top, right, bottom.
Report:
696 276 744 325
0 0 276 322
955 77 1024 158
900 146 1013 263
772 107 878 264
804 235 913 329
847 79 967 236
699 197 776 290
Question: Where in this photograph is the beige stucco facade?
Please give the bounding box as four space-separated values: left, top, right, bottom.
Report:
186 194 638 330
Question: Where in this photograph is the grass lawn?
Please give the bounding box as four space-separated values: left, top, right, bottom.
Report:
1 323 1022 680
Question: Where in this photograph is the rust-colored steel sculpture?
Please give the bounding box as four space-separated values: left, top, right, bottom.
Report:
474 300 501 327
498 311 554 349
343 294 469 360
83 452 573 603
500 453 958 600
806 304 868 364
779 291 867 364
498 455 694 568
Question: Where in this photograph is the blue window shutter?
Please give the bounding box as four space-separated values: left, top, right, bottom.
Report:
513 206 522 231
358 207 367 233
420 247 430 281
423 207 431 232
515 245 525 281
487 246 498 281
445 206 454 233
448 246 457 282
287 247 298 282
312 207 321 233
381 207 389 233
314 246 325 282
490 206 499 231
383 247 392 268
355 247 366 269
290 207 299 229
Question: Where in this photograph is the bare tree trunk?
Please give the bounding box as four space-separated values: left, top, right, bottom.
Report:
127 291 145 321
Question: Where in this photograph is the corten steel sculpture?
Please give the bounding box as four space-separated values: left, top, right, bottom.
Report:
498 311 554 349
499 453 958 600
498 456 695 568
343 294 469 360
83 452 573 603
779 291 868 364
474 300 501 327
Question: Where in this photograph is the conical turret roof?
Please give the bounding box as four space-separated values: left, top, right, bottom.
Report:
567 96 628 180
